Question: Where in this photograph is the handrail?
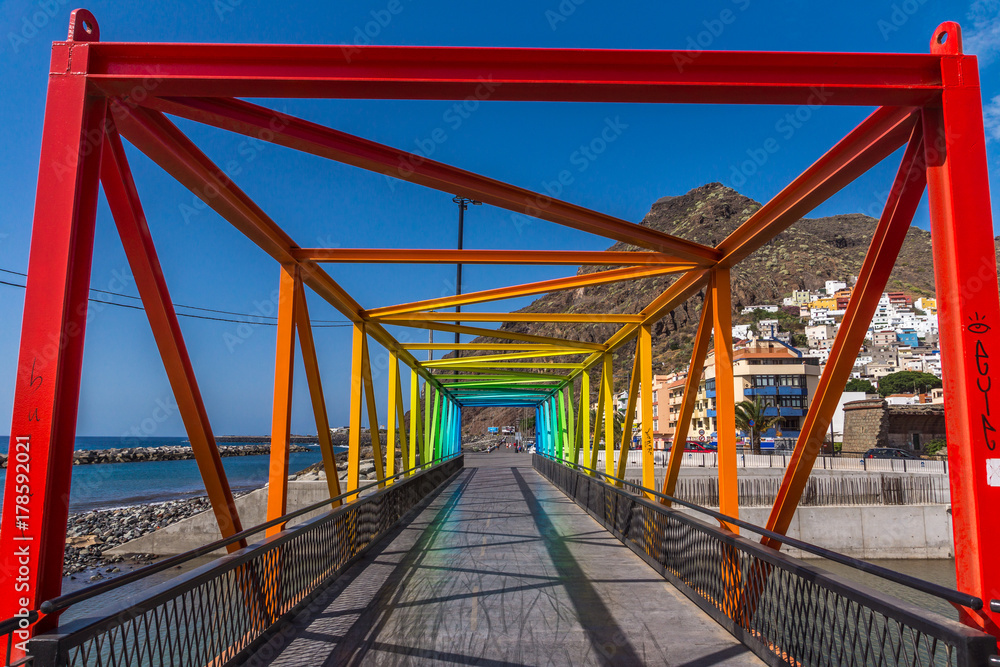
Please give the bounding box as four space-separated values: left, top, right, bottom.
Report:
31 453 459 617
538 452 983 611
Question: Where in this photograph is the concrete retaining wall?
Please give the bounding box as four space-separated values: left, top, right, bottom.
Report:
107 481 335 557
674 504 953 559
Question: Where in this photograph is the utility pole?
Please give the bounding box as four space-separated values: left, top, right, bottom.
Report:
452 196 481 351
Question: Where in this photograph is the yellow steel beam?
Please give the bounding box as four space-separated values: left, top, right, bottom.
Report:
346 323 366 501
408 367 420 475
602 353 616 477
615 344 642 485
423 362 584 370
712 268 739 532
423 350 586 366
266 265 298 536
403 343 591 351
382 312 643 324
639 325 655 497
293 279 342 502
576 372 589 466
360 335 387 487
590 376 605 476
384 319 605 350
386 351 400 484
661 289 714 505
296 248 699 266
368 265 692 318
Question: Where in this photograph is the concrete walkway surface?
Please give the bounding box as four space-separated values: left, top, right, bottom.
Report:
246 451 762 666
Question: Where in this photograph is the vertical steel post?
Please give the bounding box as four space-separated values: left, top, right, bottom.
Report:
556 389 566 460
565 384 576 462
616 344 642 485
431 390 442 462
590 377 605 474
424 383 433 467
602 353 616 476
578 372 590 466
923 23 1000 633
359 337 385 485
409 368 420 473
292 280 342 501
712 268 739 531
0 36 106 631
394 367 409 474
266 265 298 536
346 323 365 500
662 290 714 503
639 325 655 496
386 351 400 483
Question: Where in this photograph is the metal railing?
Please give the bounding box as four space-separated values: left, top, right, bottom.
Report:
9 454 463 667
534 453 995 667
598 450 949 474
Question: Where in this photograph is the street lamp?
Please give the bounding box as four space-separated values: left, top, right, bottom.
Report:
452 196 482 348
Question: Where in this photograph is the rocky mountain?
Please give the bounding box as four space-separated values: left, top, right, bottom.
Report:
456 182 982 436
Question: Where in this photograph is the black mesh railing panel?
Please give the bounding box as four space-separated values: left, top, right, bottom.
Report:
29 456 462 667
533 454 994 667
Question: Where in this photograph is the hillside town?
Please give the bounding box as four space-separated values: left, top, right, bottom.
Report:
621 278 946 455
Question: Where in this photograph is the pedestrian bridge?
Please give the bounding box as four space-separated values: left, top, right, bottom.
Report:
7 451 991 667
1 11 999 666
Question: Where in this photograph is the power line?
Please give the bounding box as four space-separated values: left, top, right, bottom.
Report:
0 269 352 329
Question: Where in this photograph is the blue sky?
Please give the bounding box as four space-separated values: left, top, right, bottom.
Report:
0 0 997 437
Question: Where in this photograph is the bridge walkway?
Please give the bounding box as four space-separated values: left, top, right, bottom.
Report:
250 451 762 666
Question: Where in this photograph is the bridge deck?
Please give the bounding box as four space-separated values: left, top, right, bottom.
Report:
252 451 762 666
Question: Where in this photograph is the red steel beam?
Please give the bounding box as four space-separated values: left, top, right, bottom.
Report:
111 103 454 400
136 96 720 262
0 49 106 635
80 43 943 105
716 105 919 267
101 124 246 551
764 124 926 548
922 24 1000 634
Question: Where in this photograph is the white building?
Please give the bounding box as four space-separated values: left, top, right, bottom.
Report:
825 280 847 295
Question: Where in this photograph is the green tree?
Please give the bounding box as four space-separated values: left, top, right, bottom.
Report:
877 371 942 397
845 378 876 394
733 399 783 455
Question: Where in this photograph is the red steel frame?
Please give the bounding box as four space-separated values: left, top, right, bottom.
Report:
1 10 997 648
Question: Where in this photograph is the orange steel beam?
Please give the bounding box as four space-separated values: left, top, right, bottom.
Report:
381 312 643 324
615 345 642 485
360 334 387 485
266 265 298 537
661 289 713 504
100 126 246 550
764 126 927 548
141 96 721 263
385 319 604 350
296 248 698 266
716 106 918 267
712 268 739 532
368 264 692 317
112 103 453 400
293 279 342 502
638 324 655 496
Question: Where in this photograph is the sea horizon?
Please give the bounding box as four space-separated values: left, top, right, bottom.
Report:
0 435 346 513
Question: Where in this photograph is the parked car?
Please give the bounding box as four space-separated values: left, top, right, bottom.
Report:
683 441 716 453
863 447 920 459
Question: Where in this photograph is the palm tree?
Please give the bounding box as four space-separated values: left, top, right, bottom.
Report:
733 398 783 455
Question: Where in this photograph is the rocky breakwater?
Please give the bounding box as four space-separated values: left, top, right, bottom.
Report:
63 496 228 578
0 443 313 468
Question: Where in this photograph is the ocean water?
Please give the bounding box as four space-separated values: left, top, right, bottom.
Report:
0 436 345 512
